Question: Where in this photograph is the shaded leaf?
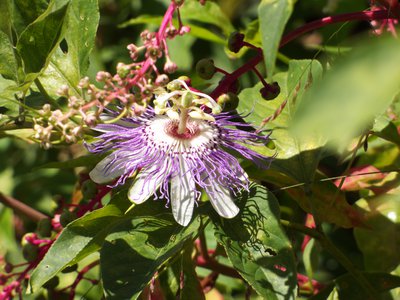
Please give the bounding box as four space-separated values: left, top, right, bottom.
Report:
16 1 70 76
212 183 297 299
0 31 18 80
100 205 200 299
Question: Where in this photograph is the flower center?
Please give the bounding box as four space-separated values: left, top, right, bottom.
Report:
144 115 219 155
165 119 200 140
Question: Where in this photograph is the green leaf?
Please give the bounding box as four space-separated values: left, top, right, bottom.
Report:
212 183 297 299
6 0 50 36
258 0 294 79
292 37 400 151
179 0 235 37
29 203 125 292
120 15 225 44
238 60 362 227
0 26 17 81
100 203 200 299
238 59 324 182
16 1 70 76
39 0 99 96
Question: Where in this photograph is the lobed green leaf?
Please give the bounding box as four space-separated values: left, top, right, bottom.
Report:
212 183 297 299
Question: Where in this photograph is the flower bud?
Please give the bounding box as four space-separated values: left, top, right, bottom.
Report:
78 77 90 89
196 58 216 80
37 218 52 238
217 92 239 111
117 63 131 79
81 180 97 200
156 74 169 86
260 82 280 100
227 32 245 53
164 60 178 74
179 25 190 35
22 243 39 262
59 210 77 227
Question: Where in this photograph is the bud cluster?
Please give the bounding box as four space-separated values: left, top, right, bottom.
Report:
32 1 190 149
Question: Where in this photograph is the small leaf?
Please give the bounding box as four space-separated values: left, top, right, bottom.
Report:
258 0 294 78
0 31 18 80
212 183 297 299
179 0 235 37
16 1 70 76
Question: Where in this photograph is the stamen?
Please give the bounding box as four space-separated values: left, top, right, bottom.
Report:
177 108 189 134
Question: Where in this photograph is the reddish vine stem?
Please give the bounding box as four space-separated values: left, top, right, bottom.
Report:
0 193 48 222
67 260 100 300
280 9 398 47
210 8 397 99
195 256 240 278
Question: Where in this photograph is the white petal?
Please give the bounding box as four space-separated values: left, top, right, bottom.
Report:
128 168 163 204
170 158 196 226
205 182 239 218
89 155 126 184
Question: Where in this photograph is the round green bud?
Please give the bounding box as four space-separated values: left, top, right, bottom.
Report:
60 210 77 228
61 264 78 273
37 218 53 238
117 64 131 79
217 92 239 111
227 32 245 53
43 276 60 289
22 243 39 262
21 233 36 247
196 58 216 80
81 180 97 200
260 82 280 100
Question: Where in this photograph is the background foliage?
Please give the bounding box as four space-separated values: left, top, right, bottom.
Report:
1 0 400 299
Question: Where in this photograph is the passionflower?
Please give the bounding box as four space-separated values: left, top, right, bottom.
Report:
88 83 271 225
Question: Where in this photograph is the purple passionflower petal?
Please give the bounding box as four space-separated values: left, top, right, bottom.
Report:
87 109 271 226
